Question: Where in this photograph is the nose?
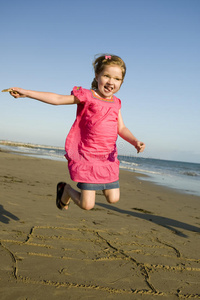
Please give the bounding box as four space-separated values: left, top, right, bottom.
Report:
107 77 114 84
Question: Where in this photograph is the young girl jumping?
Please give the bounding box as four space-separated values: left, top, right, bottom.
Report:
8 54 145 211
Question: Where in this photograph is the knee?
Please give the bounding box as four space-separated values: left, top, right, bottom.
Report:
80 190 96 210
106 196 120 204
81 202 95 211
104 189 120 204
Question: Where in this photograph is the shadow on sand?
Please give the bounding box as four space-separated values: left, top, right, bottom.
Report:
96 202 200 238
0 204 19 224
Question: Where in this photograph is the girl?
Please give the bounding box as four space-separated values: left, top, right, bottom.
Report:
9 54 145 211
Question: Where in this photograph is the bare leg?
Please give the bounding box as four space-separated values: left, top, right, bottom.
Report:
103 188 120 204
61 184 96 210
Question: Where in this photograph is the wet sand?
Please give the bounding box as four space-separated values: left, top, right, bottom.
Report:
0 151 200 299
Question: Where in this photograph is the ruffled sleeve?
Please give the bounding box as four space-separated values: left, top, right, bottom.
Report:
71 86 87 103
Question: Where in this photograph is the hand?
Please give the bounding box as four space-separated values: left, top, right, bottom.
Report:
9 87 26 98
135 141 145 153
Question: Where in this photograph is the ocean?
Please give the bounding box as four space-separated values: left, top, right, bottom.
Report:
1 142 200 197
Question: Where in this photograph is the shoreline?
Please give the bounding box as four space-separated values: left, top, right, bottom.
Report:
1 145 199 197
0 140 63 150
0 151 200 299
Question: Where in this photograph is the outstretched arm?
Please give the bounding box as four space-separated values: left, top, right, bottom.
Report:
118 110 145 153
8 87 80 105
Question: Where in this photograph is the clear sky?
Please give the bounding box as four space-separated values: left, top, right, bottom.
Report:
0 0 200 163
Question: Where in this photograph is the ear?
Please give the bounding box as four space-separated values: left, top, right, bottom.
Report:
95 73 98 81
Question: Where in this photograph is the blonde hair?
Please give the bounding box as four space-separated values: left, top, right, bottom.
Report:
91 54 126 90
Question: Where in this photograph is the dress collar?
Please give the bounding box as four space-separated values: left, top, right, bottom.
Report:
90 90 114 102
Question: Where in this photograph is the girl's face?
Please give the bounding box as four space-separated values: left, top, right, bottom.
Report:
95 65 123 99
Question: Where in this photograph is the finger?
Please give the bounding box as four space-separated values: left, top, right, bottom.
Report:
9 91 20 98
139 147 145 153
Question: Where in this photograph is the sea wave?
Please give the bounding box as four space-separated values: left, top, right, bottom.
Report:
120 160 138 166
119 165 161 175
181 171 199 177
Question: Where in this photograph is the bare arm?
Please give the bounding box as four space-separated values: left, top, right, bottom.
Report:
9 87 80 105
118 110 145 153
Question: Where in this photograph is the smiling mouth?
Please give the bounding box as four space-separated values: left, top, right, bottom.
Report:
104 85 113 92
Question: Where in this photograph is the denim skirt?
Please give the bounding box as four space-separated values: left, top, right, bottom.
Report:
77 180 119 191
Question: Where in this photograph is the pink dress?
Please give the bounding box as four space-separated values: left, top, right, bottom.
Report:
65 86 121 183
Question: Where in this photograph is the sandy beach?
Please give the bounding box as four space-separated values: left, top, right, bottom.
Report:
0 150 199 299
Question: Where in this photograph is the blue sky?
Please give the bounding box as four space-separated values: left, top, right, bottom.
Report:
0 0 200 163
